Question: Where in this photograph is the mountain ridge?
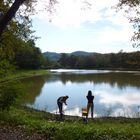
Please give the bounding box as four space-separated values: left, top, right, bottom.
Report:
43 51 98 61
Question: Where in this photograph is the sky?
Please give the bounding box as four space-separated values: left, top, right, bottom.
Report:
31 0 140 53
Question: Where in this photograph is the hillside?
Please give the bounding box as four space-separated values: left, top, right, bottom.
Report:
43 51 97 61
43 52 61 61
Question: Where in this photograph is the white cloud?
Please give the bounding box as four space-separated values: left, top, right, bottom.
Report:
34 0 122 27
96 91 140 106
82 26 134 53
109 107 137 117
32 0 139 53
97 26 133 44
34 0 133 39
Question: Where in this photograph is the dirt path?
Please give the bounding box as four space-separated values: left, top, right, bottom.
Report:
0 125 49 140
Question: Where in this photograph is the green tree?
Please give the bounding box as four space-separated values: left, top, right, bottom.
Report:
0 0 44 74
75 56 86 69
0 0 57 37
68 55 77 68
14 39 44 69
59 53 69 68
0 59 15 78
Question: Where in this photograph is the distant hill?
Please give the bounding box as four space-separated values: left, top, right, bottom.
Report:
43 51 98 61
71 51 95 56
43 52 61 61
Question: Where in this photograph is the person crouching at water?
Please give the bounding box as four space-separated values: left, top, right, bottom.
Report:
57 96 69 119
86 90 94 118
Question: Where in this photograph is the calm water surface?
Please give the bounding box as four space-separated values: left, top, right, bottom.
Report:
22 69 140 118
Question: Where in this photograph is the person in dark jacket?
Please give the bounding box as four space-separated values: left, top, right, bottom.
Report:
57 95 69 119
86 90 94 118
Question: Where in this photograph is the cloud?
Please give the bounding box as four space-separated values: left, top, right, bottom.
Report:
96 91 140 106
34 0 123 27
111 107 136 117
97 26 133 44
32 0 138 53
81 25 134 53
34 0 133 40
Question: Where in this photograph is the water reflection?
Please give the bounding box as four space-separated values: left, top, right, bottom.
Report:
23 70 140 118
47 71 140 89
21 76 46 104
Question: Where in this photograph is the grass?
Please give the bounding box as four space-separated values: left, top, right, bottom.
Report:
0 106 140 140
0 69 48 83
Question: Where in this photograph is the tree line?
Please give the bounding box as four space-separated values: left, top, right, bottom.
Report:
45 51 140 70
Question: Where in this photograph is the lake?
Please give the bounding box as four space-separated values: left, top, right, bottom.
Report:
22 69 140 118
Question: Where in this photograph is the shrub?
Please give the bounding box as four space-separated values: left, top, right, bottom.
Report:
0 59 15 78
0 81 24 110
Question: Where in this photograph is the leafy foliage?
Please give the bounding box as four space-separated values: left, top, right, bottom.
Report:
0 0 58 37
0 59 15 78
0 82 24 111
0 0 45 77
14 39 45 69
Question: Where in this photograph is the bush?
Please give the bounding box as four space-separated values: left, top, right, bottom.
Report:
0 81 24 111
0 59 15 78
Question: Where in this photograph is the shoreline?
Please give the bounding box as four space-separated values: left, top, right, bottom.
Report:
1 105 140 140
0 69 49 84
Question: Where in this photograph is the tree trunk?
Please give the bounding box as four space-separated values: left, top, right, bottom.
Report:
0 0 26 37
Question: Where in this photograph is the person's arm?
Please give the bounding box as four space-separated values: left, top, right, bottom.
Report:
86 96 89 101
63 99 67 105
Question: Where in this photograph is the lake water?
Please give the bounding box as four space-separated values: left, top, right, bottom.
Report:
22 69 140 118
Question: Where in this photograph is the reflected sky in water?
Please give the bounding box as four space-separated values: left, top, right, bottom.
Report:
26 69 140 118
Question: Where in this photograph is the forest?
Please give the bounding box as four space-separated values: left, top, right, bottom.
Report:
45 51 140 70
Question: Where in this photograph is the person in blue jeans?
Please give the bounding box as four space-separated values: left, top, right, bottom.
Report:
86 90 94 118
57 96 69 119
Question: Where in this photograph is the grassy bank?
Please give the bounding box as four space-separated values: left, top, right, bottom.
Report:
0 69 48 83
0 107 140 140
